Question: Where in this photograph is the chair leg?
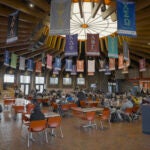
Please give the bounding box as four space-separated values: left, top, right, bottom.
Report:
45 130 48 143
59 126 64 138
94 120 97 129
108 119 111 128
27 132 30 148
100 120 104 130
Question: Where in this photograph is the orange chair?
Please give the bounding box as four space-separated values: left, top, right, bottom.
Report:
61 104 70 116
81 111 97 129
3 99 15 110
123 107 133 121
97 108 111 130
80 100 87 108
13 105 25 120
47 116 63 138
27 120 48 147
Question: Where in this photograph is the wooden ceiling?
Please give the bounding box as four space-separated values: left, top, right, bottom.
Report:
0 0 150 68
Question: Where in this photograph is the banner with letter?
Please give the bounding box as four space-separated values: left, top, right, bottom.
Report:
123 41 129 61
27 59 34 71
77 60 84 72
117 0 136 37
50 0 71 35
65 59 73 72
108 36 118 58
118 54 124 69
109 58 115 70
4 50 10 66
65 34 78 56
6 10 19 43
35 61 42 73
71 65 77 75
105 65 111 75
86 33 100 56
139 59 146 72
10 53 18 69
47 54 52 69
88 60 95 73
19 56 25 70
99 59 106 72
54 57 61 71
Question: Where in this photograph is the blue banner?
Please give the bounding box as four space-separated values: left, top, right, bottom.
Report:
71 65 77 75
54 57 61 71
65 34 78 56
27 59 34 71
117 0 136 37
105 65 111 75
65 59 73 72
4 50 10 66
108 36 118 58
50 0 71 35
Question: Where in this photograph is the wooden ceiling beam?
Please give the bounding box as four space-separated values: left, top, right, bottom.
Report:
78 0 84 18
91 0 103 18
130 50 150 60
28 0 50 12
136 0 150 11
0 4 39 23
0 0 46 18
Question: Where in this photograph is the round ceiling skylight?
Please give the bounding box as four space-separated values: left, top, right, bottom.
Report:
70 2 117 40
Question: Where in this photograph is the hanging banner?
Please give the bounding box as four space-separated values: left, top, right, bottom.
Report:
77 60 84 72
108 36 118 58
71 65 77 75
50 0 71 35
35 61 42 73
139 59 146 72
6 10 19 43
53 68 59 75
109 58 115 70
46 54 52 69
105 65 111 75
27 59 34 71
65 59 73 72
117 0 136 37
65 34 78 56
118 54 124 69
99 60 106 72
86 33 100 56
54 57 61 71
4 50 10 66
41 53 45 66
10 53 18 69
88 72 94 76
19 56 25 70
88 60 95 73
122 65 128 74
123 41 129 61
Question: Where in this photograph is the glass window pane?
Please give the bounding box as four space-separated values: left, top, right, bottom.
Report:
50 77 58 85
25 85 29 95
63 78 72 85
4 74 14 83
35 77 45 84
77 78 85 85
20 75 30 83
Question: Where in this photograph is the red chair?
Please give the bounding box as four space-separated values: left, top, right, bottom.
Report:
28 120 48 147
13 105 25 120
81 111 97 129
80 100 87 108
123 107 134 122
47 116 63 138
97 108 111 130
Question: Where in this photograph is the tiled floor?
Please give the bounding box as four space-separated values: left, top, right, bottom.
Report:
0 108 150 150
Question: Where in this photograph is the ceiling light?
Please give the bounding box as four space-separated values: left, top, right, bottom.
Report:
29 3 34 8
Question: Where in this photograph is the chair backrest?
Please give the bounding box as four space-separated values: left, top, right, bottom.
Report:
101 108 110 119
29 120 47 132
80 101 86 108
125 107 133 114
61 104 70 111
85 111 96 121
132 105 139 113
14 105 25 113
69 103 77 108
47 116 61 128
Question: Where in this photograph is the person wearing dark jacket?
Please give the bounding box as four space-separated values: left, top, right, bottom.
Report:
30 104 45 121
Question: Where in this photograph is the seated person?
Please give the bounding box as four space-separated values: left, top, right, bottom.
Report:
66 94 74 102
116 97 133 121
30 104 45 121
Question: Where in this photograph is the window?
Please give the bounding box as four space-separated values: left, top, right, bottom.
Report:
50 77 58 85
35 76 44 84
63 78 72 85
20 75 30 83
4 74 14 83
77 78 85 85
